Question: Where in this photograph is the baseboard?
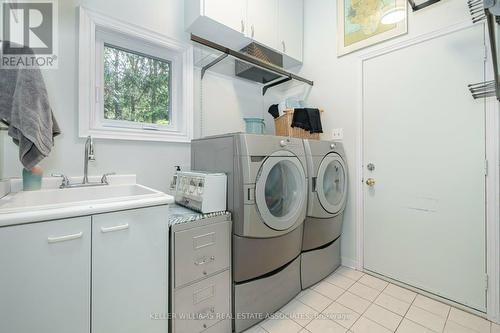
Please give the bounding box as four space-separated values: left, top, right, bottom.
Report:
341 257 358 269
0 179 11 199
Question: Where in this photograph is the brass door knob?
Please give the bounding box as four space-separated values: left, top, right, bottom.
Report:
366 178 376 187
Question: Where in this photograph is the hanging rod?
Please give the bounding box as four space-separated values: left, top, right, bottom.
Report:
408 0 442 12
191 34 314 95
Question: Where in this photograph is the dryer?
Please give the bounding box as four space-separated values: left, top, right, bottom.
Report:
301 139 348 289
191 133 307 332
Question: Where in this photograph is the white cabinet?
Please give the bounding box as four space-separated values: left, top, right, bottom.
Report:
204 0 246 34
0 217 91 333
278 0 303 62
246 0 279 50
185 0 304 65
0 205 169 333
92 206 169 333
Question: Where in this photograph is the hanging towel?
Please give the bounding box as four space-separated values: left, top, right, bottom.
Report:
291 108 323 134
0 45 60 170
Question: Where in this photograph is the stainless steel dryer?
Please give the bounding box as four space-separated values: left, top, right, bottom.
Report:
191 133 307 332
301 140 348 289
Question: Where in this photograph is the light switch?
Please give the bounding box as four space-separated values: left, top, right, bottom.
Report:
332 128 343 140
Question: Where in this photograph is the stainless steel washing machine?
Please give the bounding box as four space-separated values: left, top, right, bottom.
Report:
301 139 348 289
191 133 307 332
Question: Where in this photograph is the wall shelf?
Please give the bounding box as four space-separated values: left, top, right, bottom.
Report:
191 34 313 96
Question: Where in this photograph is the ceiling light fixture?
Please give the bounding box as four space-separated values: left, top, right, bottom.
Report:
381 7 407 25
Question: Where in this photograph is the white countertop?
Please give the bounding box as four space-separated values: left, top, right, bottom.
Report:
0 175 174 227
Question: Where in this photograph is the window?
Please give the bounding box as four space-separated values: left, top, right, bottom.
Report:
79 7 193 142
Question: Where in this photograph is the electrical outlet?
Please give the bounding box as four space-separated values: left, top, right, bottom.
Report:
332 128 343 140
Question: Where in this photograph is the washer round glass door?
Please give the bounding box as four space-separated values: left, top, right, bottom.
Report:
316 153 347 214
255 156 306 231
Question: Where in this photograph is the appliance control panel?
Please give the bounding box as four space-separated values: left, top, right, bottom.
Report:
174 171 227 214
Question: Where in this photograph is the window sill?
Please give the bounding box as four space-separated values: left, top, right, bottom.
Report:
80 128 192 143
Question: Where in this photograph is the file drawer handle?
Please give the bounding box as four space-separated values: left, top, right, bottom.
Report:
101 224 129 233
48 232 83 243
195 256 215 266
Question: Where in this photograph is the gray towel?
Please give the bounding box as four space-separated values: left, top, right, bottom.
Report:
0 53 60 170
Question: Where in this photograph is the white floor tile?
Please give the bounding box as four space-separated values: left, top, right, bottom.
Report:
337 267 365 281
492 323 500 333
313 281 345 300
327 273 357 290
280 299 319 327
364 303 403 331
336 291 371 314
396 319 435 333
297 289 334 312
351 316 392 333
384 284 417 304
358 274 389 292
375 293 412 316
348 281 381 302
243 324 267 333
444 320 482 333
323 301 361 329
306 314 348 333
405 305 446 332
412 295 450 318
448 308 491 333
260 313 303 333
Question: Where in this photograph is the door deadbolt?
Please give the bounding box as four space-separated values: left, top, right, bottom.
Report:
367 163 375 171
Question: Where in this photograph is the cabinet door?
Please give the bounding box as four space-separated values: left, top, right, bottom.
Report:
204 0 246 34
278 0 303 61
0 217 91 333
92 206 169 333
247 0 279 50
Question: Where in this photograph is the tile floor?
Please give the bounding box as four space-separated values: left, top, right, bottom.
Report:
243 266 500 333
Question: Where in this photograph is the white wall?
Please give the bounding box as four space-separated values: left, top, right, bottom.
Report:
1 0 270 192
301 0 472 266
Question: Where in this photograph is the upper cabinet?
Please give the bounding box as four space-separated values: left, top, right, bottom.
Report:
247 0 279 51
204 0 246 34
185 0 304 66
278 0 303 62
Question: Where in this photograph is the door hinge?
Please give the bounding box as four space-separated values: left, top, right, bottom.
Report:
485 274 489 291
485 159 489 176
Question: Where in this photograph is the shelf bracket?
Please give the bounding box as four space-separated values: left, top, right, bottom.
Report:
201 53 228 79
262 77 292 96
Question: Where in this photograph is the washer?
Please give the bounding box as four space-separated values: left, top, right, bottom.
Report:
301 139 348 289
191 133 307 332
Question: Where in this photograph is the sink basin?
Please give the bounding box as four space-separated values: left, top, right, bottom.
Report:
0 184 174 226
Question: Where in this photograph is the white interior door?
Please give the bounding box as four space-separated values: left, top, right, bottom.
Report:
363 24 486 311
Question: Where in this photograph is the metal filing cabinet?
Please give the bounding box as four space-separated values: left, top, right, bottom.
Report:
169 205 232 333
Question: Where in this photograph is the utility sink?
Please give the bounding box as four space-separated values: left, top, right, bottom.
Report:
0 184 174 226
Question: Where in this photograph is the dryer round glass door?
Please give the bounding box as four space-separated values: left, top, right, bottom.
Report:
255 156 306 231
317 153 348 215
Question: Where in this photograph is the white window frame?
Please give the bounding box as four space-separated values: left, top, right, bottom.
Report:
78 7 193 143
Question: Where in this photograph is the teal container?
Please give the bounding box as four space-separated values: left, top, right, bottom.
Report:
243 118 266 134
23 168 43 191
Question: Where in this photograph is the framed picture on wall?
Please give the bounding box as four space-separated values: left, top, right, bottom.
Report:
337 0 408 56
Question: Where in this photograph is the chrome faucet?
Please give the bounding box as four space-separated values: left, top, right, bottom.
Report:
83 135 95 184
52 136 115 189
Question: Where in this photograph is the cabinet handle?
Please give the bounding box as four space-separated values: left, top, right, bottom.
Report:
241 20 245 33
48 232 83 244
195 256 216 266
101 224 129 233
251 25 254 38
282 40 286 53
